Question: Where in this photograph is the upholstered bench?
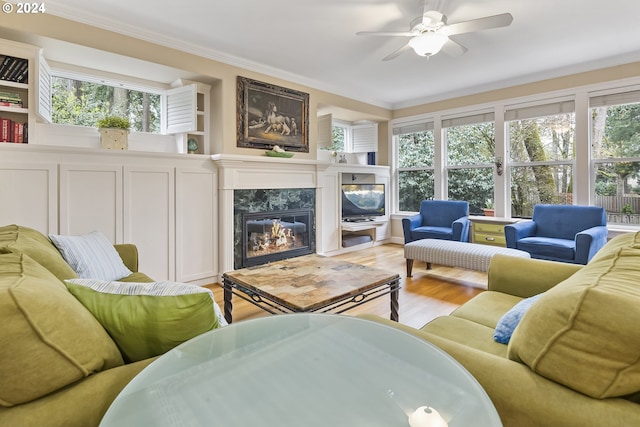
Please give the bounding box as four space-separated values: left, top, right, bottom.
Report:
404 239 530 276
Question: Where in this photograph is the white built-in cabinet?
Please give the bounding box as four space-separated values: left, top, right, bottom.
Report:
317 164 390 255
0 39 52 145
0 147 218 285
167 79 211 155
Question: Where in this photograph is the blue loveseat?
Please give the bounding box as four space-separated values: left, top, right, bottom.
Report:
504 204 607 264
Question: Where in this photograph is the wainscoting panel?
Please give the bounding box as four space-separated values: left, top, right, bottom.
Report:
0 162 57 234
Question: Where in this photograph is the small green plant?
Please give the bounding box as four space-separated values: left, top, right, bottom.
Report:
485 199 494 209
622 204 634 215
97 116 130 130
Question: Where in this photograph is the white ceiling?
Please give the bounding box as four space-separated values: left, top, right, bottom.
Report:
28 0 640 109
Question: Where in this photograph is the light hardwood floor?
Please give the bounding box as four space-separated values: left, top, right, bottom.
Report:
206 244 486 329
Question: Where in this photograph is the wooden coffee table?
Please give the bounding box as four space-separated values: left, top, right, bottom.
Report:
221 254 400 323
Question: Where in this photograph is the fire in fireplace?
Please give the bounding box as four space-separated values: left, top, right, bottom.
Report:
241 208 313 267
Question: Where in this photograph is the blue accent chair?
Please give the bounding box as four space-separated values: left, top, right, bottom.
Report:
504 204 608 265
402 200 470 243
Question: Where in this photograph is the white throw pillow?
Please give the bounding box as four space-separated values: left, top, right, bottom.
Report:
49 231 132 281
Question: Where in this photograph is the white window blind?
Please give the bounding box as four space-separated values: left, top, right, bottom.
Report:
505 100 575 121
392 121 434 135
442 112 494 128
590 90 640 108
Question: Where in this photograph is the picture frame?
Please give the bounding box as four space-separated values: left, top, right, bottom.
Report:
236 76 309 153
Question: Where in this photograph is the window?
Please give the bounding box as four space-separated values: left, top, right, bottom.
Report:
443 113 495 215
394 122 435 212
506 101 575 217
317 117 378 153
51 75 162 133
331 122 348 151
590 90 640 225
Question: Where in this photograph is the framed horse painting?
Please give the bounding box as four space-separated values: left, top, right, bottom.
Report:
236 76 309 153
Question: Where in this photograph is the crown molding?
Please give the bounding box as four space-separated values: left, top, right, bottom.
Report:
42 3 392 110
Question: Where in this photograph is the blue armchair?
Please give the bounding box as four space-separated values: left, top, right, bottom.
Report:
504 204 608 264
402 200 470 243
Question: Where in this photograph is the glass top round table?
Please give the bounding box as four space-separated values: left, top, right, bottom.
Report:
100 314 502 427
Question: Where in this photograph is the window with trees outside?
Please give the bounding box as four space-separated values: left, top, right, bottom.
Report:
507 101 575 217
591 91 640 225
331 123 347 151
51 75 162 133
444 113 495 215
395 122 435 212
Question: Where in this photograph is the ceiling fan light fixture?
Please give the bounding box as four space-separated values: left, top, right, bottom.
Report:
409 32 449 56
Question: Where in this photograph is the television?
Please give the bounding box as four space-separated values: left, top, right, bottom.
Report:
341 183 385 221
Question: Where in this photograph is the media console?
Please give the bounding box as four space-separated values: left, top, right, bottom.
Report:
341 219 387 250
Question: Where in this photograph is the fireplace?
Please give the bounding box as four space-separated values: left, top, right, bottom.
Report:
234 188 316 269
241 208 313 267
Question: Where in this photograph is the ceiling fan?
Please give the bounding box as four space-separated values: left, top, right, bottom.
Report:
356 1 513 61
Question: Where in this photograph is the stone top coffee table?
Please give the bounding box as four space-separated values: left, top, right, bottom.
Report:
221 254 400 323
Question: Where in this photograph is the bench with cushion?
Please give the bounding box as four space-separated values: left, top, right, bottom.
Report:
404 239 530 276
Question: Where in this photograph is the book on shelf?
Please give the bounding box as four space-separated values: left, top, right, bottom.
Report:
0 117 10 142
0 56 28 83
7 60 28 82
0 101 23 108
0 91 21 101
0 117 26 143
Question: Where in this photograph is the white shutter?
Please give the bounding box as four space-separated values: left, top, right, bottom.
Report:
351 122 378 152
165 84 196 134
36 51 52 123
317 114 332 148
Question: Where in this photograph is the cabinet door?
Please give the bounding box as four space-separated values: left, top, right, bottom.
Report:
59 164 122 241
0 162 57 233
175 168 217 283
124 166 175 281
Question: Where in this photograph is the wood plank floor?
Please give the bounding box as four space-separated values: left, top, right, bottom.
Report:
206 244 486 329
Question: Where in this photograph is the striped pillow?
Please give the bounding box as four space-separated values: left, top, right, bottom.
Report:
64 279 225 362
49 231 132 281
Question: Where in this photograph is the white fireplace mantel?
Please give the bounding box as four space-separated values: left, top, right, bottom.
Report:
210 154 389 275
211 154 331 190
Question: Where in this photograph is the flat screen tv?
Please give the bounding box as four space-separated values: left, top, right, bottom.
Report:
341 183 385 221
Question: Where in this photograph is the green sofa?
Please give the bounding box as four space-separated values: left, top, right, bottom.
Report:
0 225 166 427
362 231 640 426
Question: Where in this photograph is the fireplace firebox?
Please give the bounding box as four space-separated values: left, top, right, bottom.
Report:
241 208 314 268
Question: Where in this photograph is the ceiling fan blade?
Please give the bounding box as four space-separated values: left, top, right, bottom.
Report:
444 13 513 36
440 38 468 57
382 42 412 61
356 31 415 37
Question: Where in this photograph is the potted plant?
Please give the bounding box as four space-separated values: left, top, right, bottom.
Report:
482 200 495 217
97 115 130 150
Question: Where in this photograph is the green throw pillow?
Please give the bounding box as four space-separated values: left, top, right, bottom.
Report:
0 224 78 281
64 279 223 362
0 249 123 407
508 231 640 398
